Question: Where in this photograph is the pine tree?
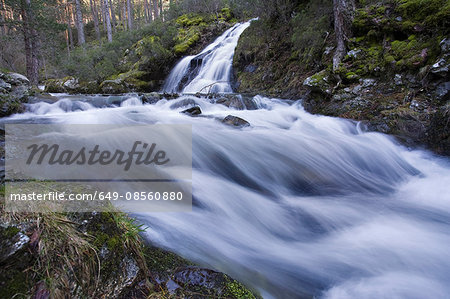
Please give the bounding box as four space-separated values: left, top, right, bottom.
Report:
74 0 85 45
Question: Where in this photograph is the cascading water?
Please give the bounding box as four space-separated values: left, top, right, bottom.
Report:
3 94 450 298
2 21 450 299
162 20 254 94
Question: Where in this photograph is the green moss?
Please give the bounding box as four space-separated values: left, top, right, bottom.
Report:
174 32 200 55
174 25 202 55
106 236 121 250
384 55 396 64
2 226 20 238
310 71 329 84
388 34 432 69
219 7 233 21
400 19 416 31
353 9 370 33
135 35 160 57
345 72 359 81
376 5 387 15
176 14 205 27
143 246 192 274
397 0 445 21
0 270 30 298
224 277 257 299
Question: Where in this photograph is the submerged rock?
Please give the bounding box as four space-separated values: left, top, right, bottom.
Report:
222 115 250 128
181 106 202 116
215 94 258 110
141 92 162 104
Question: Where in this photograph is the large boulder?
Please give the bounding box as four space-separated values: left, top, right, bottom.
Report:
4 72 30 85
0 71 32 117
215 94 258 110
222 115 250 128
99 71 156 94
0 78 12 92
303 70 332 95
100 78 128 94
62 77 80 91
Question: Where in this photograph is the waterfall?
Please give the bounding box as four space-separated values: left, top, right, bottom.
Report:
162 20 254 94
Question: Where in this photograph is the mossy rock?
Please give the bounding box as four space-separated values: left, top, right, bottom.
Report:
103 70 156 93
0 96 26 116
174 26 203 55
176 14 207 27
0 71 32 116
100 79 128 94
303 70 332 94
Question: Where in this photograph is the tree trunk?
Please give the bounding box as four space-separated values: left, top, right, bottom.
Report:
149 0 154 21
143 0 149 23
21 0 39 85
74 0 85 45
332 0 355 72
126 0 133 30
159 0 162 20
152 0 158 19
65 1 73 56
68 4 74 47
101 0 107 31
109 0 116 31
89 0 101 41
122 1 127 30
0 0 6 35
104 0 112 42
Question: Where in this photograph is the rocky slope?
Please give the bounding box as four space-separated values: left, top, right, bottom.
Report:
233 0 449 155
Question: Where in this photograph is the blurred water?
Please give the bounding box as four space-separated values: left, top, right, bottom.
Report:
3 95 450 298
162 20 254 93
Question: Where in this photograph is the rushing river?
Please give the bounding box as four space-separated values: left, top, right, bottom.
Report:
2 19 450 299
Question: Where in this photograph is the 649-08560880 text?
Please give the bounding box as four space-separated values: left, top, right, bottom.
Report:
8 191 185 201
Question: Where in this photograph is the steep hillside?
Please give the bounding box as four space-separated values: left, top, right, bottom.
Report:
233 0 449 154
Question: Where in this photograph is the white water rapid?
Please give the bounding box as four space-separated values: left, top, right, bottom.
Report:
3 94 450 298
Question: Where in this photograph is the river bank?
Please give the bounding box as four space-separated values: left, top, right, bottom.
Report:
0 197 259 298
232 1 449 155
